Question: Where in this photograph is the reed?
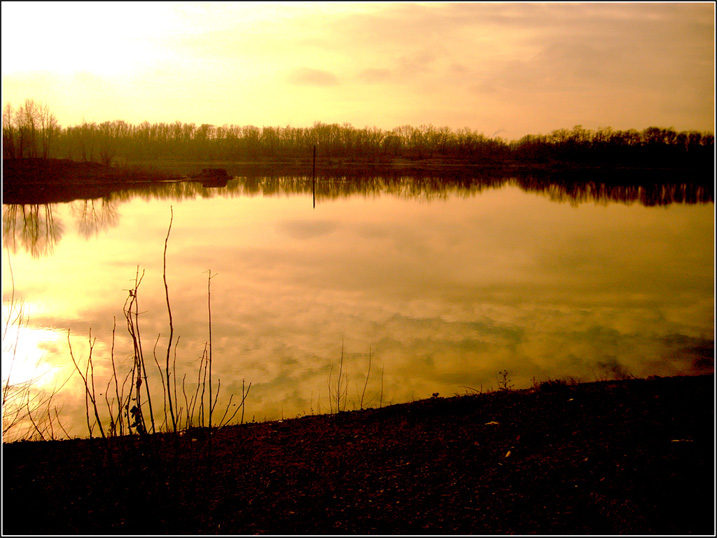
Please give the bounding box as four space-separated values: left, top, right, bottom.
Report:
67 329 106 439
359 347 374 410
122 267 152 435
163 207 177 432
327 341 348 414
2 249 71 441
325 344 384 415
52 207 252 442
207 269 215 429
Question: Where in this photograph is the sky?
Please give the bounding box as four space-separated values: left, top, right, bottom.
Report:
1 1 714 141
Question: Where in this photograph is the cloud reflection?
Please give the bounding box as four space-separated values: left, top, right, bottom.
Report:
2 181 712 437
276 219 339 240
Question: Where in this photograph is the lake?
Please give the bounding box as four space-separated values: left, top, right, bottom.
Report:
2 173 714 440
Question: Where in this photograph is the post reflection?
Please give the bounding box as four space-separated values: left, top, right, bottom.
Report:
1 174 713 439
3 172 712 259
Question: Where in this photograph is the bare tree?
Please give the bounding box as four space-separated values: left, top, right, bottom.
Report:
4 99 60 159
3 102 17 158
38 102 59 159
98 121 118 166
20 99 39 158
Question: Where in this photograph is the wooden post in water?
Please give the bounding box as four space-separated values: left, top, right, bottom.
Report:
312 144 316 209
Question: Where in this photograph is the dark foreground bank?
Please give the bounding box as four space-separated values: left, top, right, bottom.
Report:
2 158 183 204
2 374 714 535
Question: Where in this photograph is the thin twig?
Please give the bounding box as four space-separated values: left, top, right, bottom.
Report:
67 330 106 439
152 333 168 431
163 206 177 432
207 269 216 429
110 316 124 436
360 347 372 409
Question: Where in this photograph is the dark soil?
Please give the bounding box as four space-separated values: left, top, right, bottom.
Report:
2 158 180 204
2 374 714 535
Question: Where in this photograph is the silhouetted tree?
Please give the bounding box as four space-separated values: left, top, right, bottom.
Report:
3 102 17 159
5 98 711 172
38 102 59 159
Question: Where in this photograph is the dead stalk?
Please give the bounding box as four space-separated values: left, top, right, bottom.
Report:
379 364 384 408
360 347 372 409
328 341 348 414
197 344 208 426
67 329 106 439
327 363 334 414
4 211 252 443
54 407 71 439
241 379 248 425
336 341 347 412
163 206 177 432
173 336 180 431
181 373 191 429
216 379 252 429
110 316 124 436
207 269 216 429
124 268 146 434
152 334 169 430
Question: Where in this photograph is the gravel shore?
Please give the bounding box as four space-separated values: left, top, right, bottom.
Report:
3 374 714 535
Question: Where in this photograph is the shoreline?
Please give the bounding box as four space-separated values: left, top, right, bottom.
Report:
3 156 713 206
3 373 714 534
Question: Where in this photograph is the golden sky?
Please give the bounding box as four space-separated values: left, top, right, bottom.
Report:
1 1 714 140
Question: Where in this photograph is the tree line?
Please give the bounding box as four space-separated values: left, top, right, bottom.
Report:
3 99 714 168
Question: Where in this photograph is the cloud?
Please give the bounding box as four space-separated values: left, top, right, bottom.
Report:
2 2 712 142
358 68 392 83
287 67 340 87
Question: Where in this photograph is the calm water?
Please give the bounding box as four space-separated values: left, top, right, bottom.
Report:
2 175 714 440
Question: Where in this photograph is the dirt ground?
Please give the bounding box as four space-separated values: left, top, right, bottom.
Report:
3 374 714 535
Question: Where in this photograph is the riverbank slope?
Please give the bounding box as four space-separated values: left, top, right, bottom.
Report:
2 374 714 534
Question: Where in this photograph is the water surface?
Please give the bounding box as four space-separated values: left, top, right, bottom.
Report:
2 175 713 439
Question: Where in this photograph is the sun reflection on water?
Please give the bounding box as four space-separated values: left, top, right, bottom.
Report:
1 177 713 439
2 322 63 388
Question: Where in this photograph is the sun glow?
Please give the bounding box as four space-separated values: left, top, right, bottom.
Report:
3 2 712 138
1 2 179 77
2 319 63 389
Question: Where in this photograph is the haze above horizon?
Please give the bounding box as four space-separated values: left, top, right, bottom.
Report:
2 2 714 141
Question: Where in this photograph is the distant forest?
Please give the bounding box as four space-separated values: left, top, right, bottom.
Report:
3 99 714 169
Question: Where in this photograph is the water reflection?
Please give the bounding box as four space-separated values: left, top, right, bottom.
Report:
1 174 713 439
71 199 120 238
3 204 64 258
3 173 713 258
516 177 713 207
4 169 714 207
